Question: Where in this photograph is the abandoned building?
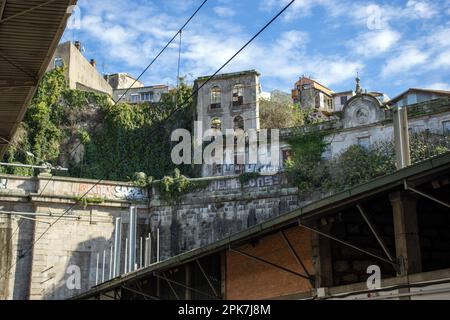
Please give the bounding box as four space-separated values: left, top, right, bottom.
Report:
2 0 450 302
112 84 169 105
194 70 262 177
47 41 168 103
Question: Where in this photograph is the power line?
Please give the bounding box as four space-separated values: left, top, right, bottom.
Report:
0 0 210 281
64 0 209 162
113 0 209 106
0 0 297 281
149 0 298 134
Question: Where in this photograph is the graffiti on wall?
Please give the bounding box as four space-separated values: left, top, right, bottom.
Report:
209 174 286 192
77 183 147 201
114 186 146 200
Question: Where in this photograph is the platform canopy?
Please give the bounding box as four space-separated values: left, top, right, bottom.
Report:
0 0 76 157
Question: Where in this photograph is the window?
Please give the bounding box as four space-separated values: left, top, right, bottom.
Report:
233 84 244 106
233 116 244 130
443 121 450 135
340 96 348 105
210 86 222 109
358 136 371 149
54 57 64 68
140 92 154 102
131 94 140 103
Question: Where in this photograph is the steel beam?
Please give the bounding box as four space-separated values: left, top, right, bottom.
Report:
152 273 218 299
357 204 396 262
405 182 450 209
196 260 219 297
0 0 58 24
162 271 180 300
280 230 314 285
298 222 398 268
230 248 311 280
121 285 159 300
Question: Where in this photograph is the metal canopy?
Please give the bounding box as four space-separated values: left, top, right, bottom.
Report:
0 0 76 157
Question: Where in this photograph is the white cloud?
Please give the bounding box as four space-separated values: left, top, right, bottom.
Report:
405 0 438 19
381 47 429 77
428 82 450 91
213 6 236 18
350 29 401 57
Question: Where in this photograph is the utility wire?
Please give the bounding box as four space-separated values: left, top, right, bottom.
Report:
0 0 297 280
150 0 297 133
0 0 210 281
113 0 209 106
64 0 209 163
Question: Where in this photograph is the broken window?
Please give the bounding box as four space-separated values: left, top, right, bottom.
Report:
443 121 450 135
210 86 222 109
233 116 244 130
233 84 244 106
358 136 371 149
54 57 64 68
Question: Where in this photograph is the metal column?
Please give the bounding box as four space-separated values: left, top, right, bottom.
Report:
113 217 122 277
128 206 137 272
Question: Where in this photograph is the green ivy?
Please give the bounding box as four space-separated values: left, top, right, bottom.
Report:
2 69 199 181
74 196 105 208
155 168 210 203
286 130 450 194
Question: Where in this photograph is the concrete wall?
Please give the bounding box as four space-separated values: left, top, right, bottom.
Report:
0 174 149 300
47 42 113 96
107 73 144 90
0 172 304 300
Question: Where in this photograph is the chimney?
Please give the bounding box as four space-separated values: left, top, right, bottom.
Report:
90 59 97 68
74 41 81 51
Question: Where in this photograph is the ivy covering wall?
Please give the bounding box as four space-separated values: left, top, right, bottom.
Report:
286 129 450 194
0 68 198 181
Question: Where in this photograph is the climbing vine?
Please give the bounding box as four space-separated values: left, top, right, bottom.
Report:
286 129 450 194
154 168 209 203
1 68 198 181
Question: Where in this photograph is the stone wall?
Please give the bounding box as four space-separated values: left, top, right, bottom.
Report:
0 172 302 300
150 174 300 260
0 174 150 300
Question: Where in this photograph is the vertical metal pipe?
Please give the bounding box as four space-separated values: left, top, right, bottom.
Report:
144 237 149 267
128 207 137 272
113 217 122 278
102 249 106 283
95 252 99 286
124 238 128 274
109 245 113 280
140 237 143 269
149 233 152 265
157 228 160 262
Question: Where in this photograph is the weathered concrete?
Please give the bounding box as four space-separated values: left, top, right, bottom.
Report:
0 172 303 300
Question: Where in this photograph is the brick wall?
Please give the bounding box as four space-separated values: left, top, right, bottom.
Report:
225 227 313 300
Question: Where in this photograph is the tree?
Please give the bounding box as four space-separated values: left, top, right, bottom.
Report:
259 98 304 129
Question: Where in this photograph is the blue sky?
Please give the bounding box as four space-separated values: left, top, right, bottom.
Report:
64 0 450 98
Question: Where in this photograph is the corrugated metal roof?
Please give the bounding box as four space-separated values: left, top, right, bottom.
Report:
0 0 76 157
